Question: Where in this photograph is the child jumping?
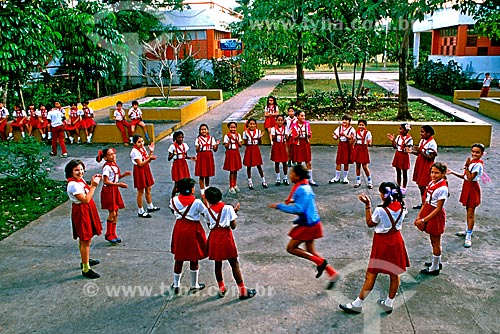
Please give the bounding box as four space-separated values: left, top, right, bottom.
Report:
352 119 373 189
387 123 413 196
243 118 268 189
447 143 485 248
202 186 257 300
269 164 339 289
97 147 131 244
339 182 409 315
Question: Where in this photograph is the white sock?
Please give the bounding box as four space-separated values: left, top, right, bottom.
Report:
173 273 182 288
248 178 253 184
138 207 145 214
276 172 281 181
352 297 364 307
8 133 12 137
384 296 394 307
367 176 372 183
190 269 199 288
21 132 25 137
356 176 361 183
48 132 52 139
42 133 46 138
88 134 92 140
147 202 155 209
200 188 205 196
343 170 349 179
430 255 441 271
261 176 266 183
335 170 341 180
283 175 288 180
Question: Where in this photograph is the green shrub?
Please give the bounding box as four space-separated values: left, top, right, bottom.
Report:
409 60 474 95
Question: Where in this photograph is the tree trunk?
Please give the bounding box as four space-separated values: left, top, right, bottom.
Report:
18 80 25 111
2 82 8 105
296 32 305 98
77 79 81 103
397 25 412 120
357 57 367 96
333 62 347 108
349 62 357 109
96 80 100 98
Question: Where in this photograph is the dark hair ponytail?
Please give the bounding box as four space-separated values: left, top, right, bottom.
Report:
378 181 403 208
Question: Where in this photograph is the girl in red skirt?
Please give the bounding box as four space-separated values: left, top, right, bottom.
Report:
269 164 339 289
65 102 83 145
169 178 207 294
168 131 196 198
285 106 297 167
243 118 268 189
130 134 159 218
447 143 485 248
270 114 289 186
37 103 49 140
414 162 448 276
26 103 39 137
97 147 131 244
195 124 219 196
387 123 413 196
223 121 243 194
264 95 279 143
411 125 438 209
339 182 409 315
65 159 103 279
81 100 96 144
7 104 28 140
202 186 257 300
330 114 355 184
290 111 318 186
352 119 373 189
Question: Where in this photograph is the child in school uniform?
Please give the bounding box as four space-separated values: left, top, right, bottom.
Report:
113 101 132 146
223 121 243 194
387 123 413 196
130 134 160 218
290 111 318 186
47 102 68 158
26 103 39 137
0 102 9 140
194 124 219 196
270 114 289 186
339 182 409 315
65 159 102 279
168 131 196 198
411 125 438 209
81 100 96 144
414 162 448 276
64 102 83 145
285 106 297 167
264 95 279 143
330 114 355 184
447 143 485 248
37 103 49 140
7 104 28 140
269 164 339 289
352 119 373 189
243 118 268 189
202 187 257 300
169 178 207 295
97 147 131 244
128 100 150 141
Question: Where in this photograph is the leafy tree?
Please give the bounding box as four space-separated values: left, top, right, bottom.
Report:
454 0 500 40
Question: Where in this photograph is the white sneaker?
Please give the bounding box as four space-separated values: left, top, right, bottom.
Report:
61 153 68 158
234 186 240 192
329 178 340 184
228 187 236 194
77 137 81 144
341 178 349 184
69 137 74 144
464 236 472 248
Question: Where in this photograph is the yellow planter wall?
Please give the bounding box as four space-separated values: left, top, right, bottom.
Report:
478 98 500 120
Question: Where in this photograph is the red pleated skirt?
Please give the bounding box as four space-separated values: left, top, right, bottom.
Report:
392 151 410 170
264 116 276 128
11 120 27 128
82 118 96 128
64 121 80 131
171 159 190 181
71 201 102 241
288 222 323 241
336 141 353 165
368 229 410 275
101 185 125 211
133 164 154 189
420 203 446 236
271 141 288 162
243 145 263 167
171 218 208 261
291 138 311 163
413 155 434 187
352 144 370 164
207 227 238 261
223 149 242 171
195 151 215 177
459 180 481 208
37 119 48 129
28 117 39 128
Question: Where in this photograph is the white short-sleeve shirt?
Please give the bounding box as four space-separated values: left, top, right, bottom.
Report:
465 161 484 182
395 135 413 152
67 181 87 204
130 147 146 165
354 130 372 145
223 133 242 150
102 164 120 183
270 126 288 143
168 143 189 160
0 107 9 118
243 129 262 145
371 206 407 234
114 109 126 121
425 181 448 207
195 136 217 152
201 205 237 229
333 125 355 142
170 197 206 221
418 138 438 155
128 107 142 120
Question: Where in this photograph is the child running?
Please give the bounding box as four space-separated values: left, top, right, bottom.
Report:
352 119 373 189
339 182 409 315
411 125 438 209
168 131 196 198
97 147 131 244
130 134 159 218
223 121 243 194
202 186 257 300
270 114 289 186
269 164 339 289
194 124 219 197
65 159 102 279
447 143 485 248
330 114 355 184
243 118 268 189
169 178 207 295
387 123 413 196
414 162 448 276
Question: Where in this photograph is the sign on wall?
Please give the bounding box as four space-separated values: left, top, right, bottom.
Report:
220 39 242 51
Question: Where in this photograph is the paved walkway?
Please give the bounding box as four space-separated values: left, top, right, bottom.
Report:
1 73 499 334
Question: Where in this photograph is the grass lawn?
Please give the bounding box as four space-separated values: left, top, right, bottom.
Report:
264 63 399 75
0 179 67 240
270 79 388 97
141 98 194 108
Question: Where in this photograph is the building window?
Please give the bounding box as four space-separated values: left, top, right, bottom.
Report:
477 47 488 56
186 30 207 41
467 25 477 35
467 36 477 47
492 38 500 47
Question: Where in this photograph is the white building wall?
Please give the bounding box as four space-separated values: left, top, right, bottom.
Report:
428 55 500 79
